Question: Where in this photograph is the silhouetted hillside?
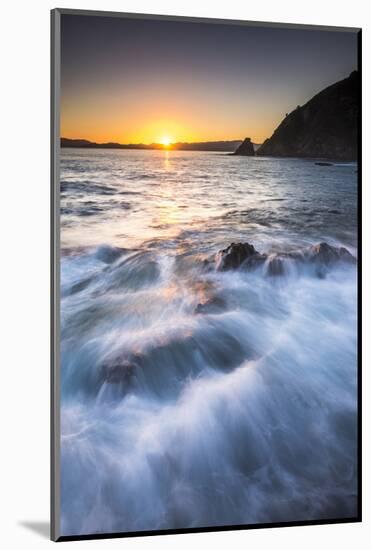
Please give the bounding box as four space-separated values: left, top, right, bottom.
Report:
257 71 359 161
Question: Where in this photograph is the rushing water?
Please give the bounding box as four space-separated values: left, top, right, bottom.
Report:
60 149 358 536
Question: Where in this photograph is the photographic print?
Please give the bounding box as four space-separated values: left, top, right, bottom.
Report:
51 9 361 541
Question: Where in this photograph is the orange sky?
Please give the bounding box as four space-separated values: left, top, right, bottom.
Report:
61 15 357 145
61 95 280 145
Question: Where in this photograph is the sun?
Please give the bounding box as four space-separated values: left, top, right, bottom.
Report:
159 136 172 147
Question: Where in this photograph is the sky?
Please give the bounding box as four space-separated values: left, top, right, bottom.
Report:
60 14 358 145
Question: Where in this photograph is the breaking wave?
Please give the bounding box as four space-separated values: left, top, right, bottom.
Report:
60 242 357 535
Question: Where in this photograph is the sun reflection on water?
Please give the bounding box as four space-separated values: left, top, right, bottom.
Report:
163 150 170 170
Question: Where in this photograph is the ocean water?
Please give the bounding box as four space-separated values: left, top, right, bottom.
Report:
60 149 358 536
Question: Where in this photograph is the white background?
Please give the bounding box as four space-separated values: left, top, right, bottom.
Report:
0 0 369 547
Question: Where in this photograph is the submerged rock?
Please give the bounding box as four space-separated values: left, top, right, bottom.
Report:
195 295 227 314
233 137 255 156
265 255 285 276
102 358 140 384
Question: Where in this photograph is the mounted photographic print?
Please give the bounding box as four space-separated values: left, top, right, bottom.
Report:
51 9 361 542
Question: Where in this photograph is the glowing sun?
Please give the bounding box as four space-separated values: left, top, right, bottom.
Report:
160 136 172 147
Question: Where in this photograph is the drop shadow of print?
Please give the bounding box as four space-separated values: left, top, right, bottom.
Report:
19 521 49 539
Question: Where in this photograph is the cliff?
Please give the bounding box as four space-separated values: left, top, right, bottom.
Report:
257 71 359 161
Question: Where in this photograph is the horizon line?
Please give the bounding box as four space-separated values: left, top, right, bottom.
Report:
61 137 261 146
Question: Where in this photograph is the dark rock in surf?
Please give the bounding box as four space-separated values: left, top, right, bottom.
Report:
315 162 333 166
265 256 285 276
306 242 356 265
215 241 356 274
233 137 255 156
102 358 140 384
216 242 264 271
195 295 226 314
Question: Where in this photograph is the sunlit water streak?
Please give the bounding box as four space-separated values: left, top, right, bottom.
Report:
60 149 358 536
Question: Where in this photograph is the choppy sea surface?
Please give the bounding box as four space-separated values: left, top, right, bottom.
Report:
60 149 358 536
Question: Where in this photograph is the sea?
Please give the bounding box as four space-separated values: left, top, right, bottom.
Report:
59 148 358 536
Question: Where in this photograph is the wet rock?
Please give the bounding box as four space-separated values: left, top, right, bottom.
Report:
102 358 140 384
215 241 356 275
216 242 264 271
265 256 285 276
315 162 333 166
336 247 357 263
307 242 356 265
195 295 226 314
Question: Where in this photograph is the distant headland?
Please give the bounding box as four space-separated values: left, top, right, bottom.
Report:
60 138 261 153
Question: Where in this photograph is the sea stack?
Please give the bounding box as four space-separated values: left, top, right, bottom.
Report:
233 137 255 156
